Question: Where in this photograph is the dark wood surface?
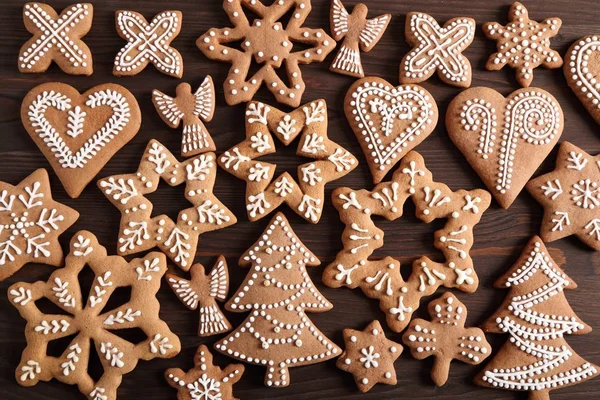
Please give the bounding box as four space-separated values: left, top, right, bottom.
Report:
0 0 599 399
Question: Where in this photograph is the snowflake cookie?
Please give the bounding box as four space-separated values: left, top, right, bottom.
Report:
21 82 142 198
19 3 93 75
483 2 562 87
337 320 402 392
402 293 491 386
166 256 232 337
0 169 78 281
564 35 600 127
98 140 237 271
114 10 183 78
218 99 357 223
527 142 600 251
322 151 491 333
399 13 475 88
197 0 335 107
8 231 181 400
344 77 438 184
166 345 244 400
329 0 391 78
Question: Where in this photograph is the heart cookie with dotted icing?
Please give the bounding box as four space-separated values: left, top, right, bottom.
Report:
345 77 438 184
564 35 600 126
446 87 563 209
21 82 141 198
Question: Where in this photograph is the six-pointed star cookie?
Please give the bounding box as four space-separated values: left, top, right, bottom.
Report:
527 142 600 250
219 99 358 223
0 169 79 281
98 140 237 271
483 2 562 87
166 345 244 400
337 320 402 392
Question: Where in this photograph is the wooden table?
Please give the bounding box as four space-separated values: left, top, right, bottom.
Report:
0 0 598 399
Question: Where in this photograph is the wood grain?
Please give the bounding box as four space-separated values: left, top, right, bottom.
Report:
0 1 599 399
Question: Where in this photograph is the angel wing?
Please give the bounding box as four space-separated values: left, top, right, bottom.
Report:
209 257 229 301
152 89 185 128
359 14 391 51
330 0 349 40
166 274 199 310
193 75 215 122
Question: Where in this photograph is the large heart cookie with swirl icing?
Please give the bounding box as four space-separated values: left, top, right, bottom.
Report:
21 82 141 198
345 77 438 183
447 87 563 209
565 35 600 126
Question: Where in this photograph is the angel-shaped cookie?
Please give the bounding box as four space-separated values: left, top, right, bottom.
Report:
166 256 231 337
329 0 391 78
152 76 216 157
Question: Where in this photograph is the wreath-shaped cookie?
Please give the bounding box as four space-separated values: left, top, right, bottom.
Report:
322 151 491 332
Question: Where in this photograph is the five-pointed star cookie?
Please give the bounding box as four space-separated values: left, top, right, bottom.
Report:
337 320 402 392
527 142 600 250
166 345 244 400
0 169 79 281
483 2 562 87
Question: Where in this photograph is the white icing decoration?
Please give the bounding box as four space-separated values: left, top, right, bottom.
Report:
220 148 249 171
297 194 321 222
20 360 41 382
10 287 32 306
136 257 161 281
73 234 93 256
359 345 380 368
551 211 570 232
103 308 141 326
34 319 70 335
300 163 322 186
150 333 173 355
541 179 563 200
61 343 81 376
100 342 125 368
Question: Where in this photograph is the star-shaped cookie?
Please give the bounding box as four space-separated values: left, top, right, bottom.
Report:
483 2 562 87
166 345 244 400
527 142 600 250
337 320 402 392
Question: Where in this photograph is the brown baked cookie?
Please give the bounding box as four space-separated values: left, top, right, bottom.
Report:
197 0 335 107
329 0 390 78
152 77 216 157
218 99 357 223
0 169 79 281
475 236 599 399
483 2 562 87
322 151 491 333
402 293 491 386
446 86 563 209
98 140 237 271
19 3 93 75
8 230 181 400
345 77 438 184
166 345 244 400
526 142 600 251
21 82 142 198
337 320 402 392
564 35 600 126
399 13 475 88
114 10 183 78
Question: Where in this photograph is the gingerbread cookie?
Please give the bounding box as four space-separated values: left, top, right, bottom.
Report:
399 13 475 88
219 99 357 223
166 345 244 400
337 320 401 392
483 2 562 87
402 293 491 386
166 256 232 337
21 82 141 198
322 151 491 333
0 169 78 281
197 0 335 107
19 3 93 75
564 35 600 126
152 77 216 157
447 87 563 209
215 213 340 387
114 10 183 78
329 0 390 78
526 142 600 251
345 77 438 184
8 231 181 400
476 236 599 399
98 140 237 271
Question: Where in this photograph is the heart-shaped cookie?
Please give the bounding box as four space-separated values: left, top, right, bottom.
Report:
21 82 141 198
345 77 438 183
565 35 600 126
446 87 563 209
